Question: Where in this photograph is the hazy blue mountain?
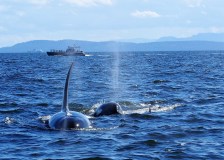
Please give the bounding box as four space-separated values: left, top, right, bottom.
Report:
1 39 224 53
190 33 224 41
157 33 224 42
0 40 136 53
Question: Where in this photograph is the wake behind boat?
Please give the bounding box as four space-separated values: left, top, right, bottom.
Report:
47 45 86 56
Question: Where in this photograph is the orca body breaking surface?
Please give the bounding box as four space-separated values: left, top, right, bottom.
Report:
93 102 122 117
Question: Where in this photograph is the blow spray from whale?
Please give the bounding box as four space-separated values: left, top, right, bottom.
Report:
49 63 90 130
93 50 123 117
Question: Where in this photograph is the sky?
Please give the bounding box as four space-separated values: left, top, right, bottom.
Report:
0 0 224 47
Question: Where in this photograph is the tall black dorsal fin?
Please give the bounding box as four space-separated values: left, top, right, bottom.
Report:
61 63 74 112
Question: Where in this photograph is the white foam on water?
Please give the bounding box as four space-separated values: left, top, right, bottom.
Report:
122 103 182 115
85 54 92 56
149 103 181 112
4 117 14 124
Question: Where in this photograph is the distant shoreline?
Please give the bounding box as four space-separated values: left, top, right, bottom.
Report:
1 50 224 54
1 40 224 53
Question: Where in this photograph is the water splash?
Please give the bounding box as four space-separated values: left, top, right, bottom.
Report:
122 103 182 115
84 54 92 57
3 117 14 124
149 103 182 112
89 101 182 115
88 101 105 115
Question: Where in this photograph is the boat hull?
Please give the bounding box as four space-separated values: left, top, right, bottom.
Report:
47 51 85 56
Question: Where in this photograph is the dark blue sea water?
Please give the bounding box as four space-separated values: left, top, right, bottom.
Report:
0 51 224 159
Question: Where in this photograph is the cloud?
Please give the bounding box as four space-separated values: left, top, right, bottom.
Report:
184 0 204 8
131 10 160 18
63 0 113 6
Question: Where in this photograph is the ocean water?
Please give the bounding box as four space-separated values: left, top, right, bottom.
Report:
0 51 224 159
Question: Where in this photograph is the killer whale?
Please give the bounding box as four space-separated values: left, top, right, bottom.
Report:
93 102 123 117
49 63 90 130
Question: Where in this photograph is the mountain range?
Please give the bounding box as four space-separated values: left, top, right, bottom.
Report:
1 33 224 53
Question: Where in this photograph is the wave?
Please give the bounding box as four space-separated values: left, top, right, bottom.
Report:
0 107 24 114
89 101 183 115
84 54 93 57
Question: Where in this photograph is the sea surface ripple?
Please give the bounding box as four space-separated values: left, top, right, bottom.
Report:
0 51 224 159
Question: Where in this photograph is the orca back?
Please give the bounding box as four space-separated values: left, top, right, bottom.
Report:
49 63 90 130
94 102 122 117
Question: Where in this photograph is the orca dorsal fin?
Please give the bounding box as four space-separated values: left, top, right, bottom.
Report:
61 63 74 113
